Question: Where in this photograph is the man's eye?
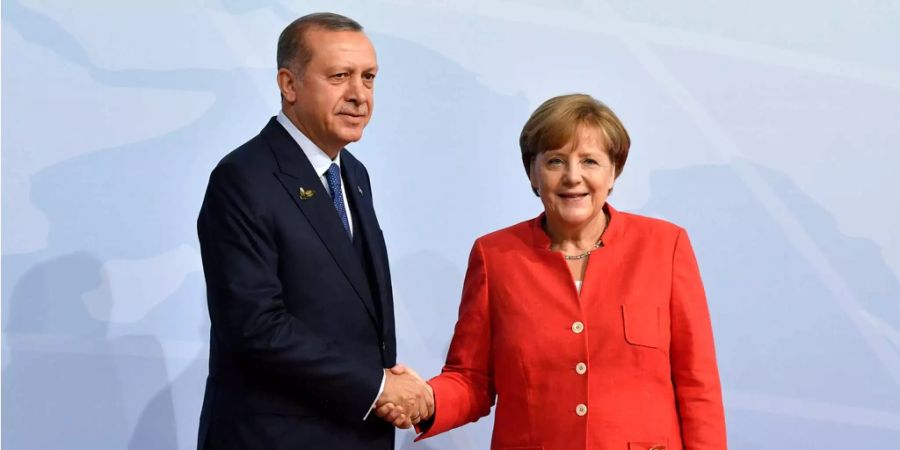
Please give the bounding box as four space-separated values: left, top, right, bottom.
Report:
364 73 376 81
332 73 349 79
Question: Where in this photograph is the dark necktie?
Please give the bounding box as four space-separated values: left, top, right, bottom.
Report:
325 163 351 237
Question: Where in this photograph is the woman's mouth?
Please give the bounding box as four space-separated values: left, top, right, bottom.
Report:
557 192 589 202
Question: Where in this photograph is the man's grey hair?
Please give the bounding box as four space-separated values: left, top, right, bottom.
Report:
277 12 363 75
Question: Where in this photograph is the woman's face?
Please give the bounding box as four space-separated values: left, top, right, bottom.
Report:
530 125 616 229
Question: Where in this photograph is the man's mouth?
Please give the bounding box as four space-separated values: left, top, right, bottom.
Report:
338 112 367 124
339 109 368 118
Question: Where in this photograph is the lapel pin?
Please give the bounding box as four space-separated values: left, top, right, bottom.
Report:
298 187 316 200
357 186 364 196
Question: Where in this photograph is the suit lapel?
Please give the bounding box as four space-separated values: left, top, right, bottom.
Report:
261 118 380 327
341 158 390 319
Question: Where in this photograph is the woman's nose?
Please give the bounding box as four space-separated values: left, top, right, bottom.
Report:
562 164 581 184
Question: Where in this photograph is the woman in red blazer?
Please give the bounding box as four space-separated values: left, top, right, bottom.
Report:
383 94 726 449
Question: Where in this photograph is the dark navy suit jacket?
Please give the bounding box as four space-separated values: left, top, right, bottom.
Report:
197 118 397 449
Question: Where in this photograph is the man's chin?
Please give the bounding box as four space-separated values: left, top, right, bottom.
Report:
336 129 365 144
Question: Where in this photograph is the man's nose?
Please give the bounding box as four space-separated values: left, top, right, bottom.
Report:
345 76 368 103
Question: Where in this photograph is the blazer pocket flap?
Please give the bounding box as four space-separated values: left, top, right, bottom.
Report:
621 304 660 348
628 440 668 450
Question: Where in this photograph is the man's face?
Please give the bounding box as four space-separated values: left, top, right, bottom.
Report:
282 28 377 156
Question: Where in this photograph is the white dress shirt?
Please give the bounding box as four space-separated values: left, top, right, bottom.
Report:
275 112 384 420
276 112 354 237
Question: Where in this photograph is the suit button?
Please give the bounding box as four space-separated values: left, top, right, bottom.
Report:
575 404 587 416
381 341 386 350
571 321 584 334
575 362 587 375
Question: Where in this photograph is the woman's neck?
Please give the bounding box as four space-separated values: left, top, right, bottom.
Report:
545 210 608 253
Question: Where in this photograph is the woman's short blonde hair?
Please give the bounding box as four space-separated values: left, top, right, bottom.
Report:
519 94 630 195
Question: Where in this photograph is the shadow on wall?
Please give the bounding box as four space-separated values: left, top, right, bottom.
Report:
126 272 210 450
1 253 177 449
129 353 209 450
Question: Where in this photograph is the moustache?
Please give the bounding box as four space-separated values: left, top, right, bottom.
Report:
338 105 369 116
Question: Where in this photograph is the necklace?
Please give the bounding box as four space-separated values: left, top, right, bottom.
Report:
554 210 610 260
563 240 603 260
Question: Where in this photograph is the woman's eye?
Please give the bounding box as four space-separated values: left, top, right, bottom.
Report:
548 158 563 165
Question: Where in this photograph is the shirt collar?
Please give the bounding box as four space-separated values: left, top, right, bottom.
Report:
276 111 341 177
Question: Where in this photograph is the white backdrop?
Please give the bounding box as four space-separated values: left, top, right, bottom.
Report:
4 1 900 448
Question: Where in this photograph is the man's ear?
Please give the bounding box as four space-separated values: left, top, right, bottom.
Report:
277 68 298 103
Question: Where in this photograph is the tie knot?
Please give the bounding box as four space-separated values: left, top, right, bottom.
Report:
326 163 341 181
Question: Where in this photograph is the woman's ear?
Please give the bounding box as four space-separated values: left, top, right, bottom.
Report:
529 159 540 197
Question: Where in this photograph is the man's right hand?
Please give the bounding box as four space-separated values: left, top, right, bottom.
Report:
375 364 433 428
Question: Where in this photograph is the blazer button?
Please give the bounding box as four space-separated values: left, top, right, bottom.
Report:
648 447 666 450
381 341 386 350
571 321 584 334
575 362 587 375
575 404 587 416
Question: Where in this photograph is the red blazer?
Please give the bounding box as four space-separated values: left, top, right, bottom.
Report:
417 205 726 450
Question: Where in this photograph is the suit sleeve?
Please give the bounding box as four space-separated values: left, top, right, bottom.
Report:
416 240 496 440
669 229 728 449
198 163 382 420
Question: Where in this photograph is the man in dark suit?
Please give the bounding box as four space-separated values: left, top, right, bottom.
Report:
196 13 431 449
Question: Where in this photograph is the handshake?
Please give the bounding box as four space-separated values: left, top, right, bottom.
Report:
375 364 433 429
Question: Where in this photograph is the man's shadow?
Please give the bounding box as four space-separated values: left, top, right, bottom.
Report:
126 272 209 450
2 252 177 449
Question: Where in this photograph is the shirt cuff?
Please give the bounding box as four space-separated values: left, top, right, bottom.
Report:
362 370 387 421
